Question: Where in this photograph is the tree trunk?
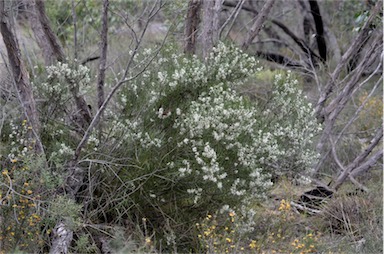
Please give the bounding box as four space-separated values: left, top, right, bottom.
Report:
308 0 327 62
184 0 201 54
24 0 55 65
200 0 222 59
97 0 109 110
34 0 65 62
0 0 44 154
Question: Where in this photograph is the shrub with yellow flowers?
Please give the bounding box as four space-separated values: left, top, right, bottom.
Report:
0 120 52 253
252 199 320 253
196 211 249 253
0 156 44 252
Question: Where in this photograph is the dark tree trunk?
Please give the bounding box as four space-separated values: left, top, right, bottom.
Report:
97 0 109 110
308 0 327 62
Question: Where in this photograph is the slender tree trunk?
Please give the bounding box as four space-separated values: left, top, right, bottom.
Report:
200 0 222 59
34 0 65 62
242 0 276 50
0 0 44 154
97 0 109 110
184 0 201 54
34 0 92 129
24 0 55 65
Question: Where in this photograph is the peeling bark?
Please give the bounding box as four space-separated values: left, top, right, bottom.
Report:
49 222 73 254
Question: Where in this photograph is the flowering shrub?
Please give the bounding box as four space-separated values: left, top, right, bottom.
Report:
0 121 44 252
101 43 322 250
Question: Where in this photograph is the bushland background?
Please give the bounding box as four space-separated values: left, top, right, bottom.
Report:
0 0 382 253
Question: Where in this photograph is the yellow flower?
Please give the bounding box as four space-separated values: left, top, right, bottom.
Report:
27 190 33 195
11 159 17 163
145 237 151 244
2 170 8 176
249 240 257 249
207 214 212 219
229 212 235 217
226 238 232 243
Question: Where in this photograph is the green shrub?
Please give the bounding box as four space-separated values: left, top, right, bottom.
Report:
90 43 321 251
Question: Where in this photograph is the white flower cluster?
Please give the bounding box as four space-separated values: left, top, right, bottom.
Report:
108 118 163 150
262 71 322 175
174 84 273 204
7 120 35 161
171 74 320 205
119 43 258 116
38 61 91 99
46 61 91 86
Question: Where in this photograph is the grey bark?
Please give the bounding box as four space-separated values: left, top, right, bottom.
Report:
332 128 383 190
34 0 65 62
314 0 383 121
24 0 55 65
49 222 73 254
200 0 222 59
242 0 276 50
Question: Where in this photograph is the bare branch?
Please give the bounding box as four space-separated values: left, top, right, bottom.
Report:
242 0 275 51
255 51 305 68
71 0 78 59
332 128 383 190
219 0 245 39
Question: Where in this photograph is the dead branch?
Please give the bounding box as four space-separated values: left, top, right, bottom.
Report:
242 0 275 50
314 0 383 121
332 128 383 190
